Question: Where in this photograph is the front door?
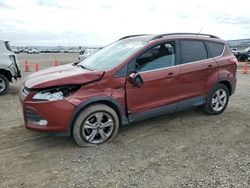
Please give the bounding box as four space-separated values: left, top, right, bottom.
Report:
126 41 181 119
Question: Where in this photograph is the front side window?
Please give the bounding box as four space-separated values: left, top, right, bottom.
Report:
136 42 175 72
79 40 147 71
180 40 207 64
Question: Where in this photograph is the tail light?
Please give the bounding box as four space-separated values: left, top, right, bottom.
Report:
228 57 238 75
229 57 238 65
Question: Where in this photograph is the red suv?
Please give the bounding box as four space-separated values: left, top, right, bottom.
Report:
19 33 237 146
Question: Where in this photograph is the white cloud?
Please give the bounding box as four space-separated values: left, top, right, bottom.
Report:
0 0 250 46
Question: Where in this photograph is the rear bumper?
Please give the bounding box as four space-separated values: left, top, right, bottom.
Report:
231 79 236 95
231 75 237 95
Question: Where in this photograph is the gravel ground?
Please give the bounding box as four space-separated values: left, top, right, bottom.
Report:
0 53 249 188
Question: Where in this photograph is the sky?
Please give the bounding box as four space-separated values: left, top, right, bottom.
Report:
0 0 250 46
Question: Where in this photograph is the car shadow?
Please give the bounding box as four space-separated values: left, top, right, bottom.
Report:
29 107 206 148
119 107 205 133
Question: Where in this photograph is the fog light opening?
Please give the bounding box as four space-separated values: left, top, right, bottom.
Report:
28 119 48 126
38 120 48 126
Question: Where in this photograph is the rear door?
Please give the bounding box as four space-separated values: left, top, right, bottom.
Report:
179 40 218 101
126 41 181 116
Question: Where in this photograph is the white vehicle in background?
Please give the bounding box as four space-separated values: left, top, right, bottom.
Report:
27 48 39 54
79 48 100 61
0 40 21 95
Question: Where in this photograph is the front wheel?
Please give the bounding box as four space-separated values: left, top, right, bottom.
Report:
203 84 229 115
0 74 9 95
73 104 120 147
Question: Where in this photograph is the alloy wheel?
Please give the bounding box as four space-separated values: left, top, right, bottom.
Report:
82 112 114 144
211 89 228 112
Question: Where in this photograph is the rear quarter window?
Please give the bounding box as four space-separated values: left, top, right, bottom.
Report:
206 41 224 57
180 40 207 64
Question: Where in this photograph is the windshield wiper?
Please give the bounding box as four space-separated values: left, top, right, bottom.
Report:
76 64 94 71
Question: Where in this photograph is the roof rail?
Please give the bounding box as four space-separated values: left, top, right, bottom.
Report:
151 33 220 40
119 34 150 40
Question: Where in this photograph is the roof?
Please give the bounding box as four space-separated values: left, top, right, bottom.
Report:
119 34 154 41
119 33 224 43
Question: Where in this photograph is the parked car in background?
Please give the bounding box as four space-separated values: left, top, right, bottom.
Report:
13 49 20 54
40 49 49 53
232 47 250 61
79 48 100 61
20 33 237 146
27 48 40 54
231 48 237 54
0 40 21 95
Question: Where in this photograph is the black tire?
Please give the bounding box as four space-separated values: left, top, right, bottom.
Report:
203 84 229 115
238 55 247 62
73 104 120 147
0 74 9 95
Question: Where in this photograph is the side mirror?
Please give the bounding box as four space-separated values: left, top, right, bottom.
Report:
129 73 144 88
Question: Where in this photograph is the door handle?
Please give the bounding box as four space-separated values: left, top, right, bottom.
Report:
207 64 213 68
167 72 177 77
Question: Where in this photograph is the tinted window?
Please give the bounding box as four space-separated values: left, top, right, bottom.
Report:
137 42 175 72
180 40 207 64
206 41 224 57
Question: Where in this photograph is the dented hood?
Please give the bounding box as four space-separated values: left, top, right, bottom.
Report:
24 63 104 89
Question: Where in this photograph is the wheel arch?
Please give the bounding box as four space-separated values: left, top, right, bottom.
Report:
0 69 12 82
218 80 232 95
67 97 129 136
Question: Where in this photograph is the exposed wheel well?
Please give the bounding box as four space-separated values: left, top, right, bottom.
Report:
218 80 232 95
90 100 122 124
0 69 12 82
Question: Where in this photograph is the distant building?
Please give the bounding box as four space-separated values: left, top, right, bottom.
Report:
227 39 250 51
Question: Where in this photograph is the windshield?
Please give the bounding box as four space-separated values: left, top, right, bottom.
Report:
79 40 147 71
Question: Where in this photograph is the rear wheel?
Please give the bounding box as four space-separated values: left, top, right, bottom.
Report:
203 84 229 115
73 104 120 147
0 74 9 95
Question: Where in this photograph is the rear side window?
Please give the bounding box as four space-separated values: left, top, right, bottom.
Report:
206 41 224 57
180 40 207 64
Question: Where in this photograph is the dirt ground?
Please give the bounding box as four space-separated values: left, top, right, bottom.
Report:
0 53 249 188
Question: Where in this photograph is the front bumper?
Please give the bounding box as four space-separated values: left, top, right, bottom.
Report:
19 89 76 135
